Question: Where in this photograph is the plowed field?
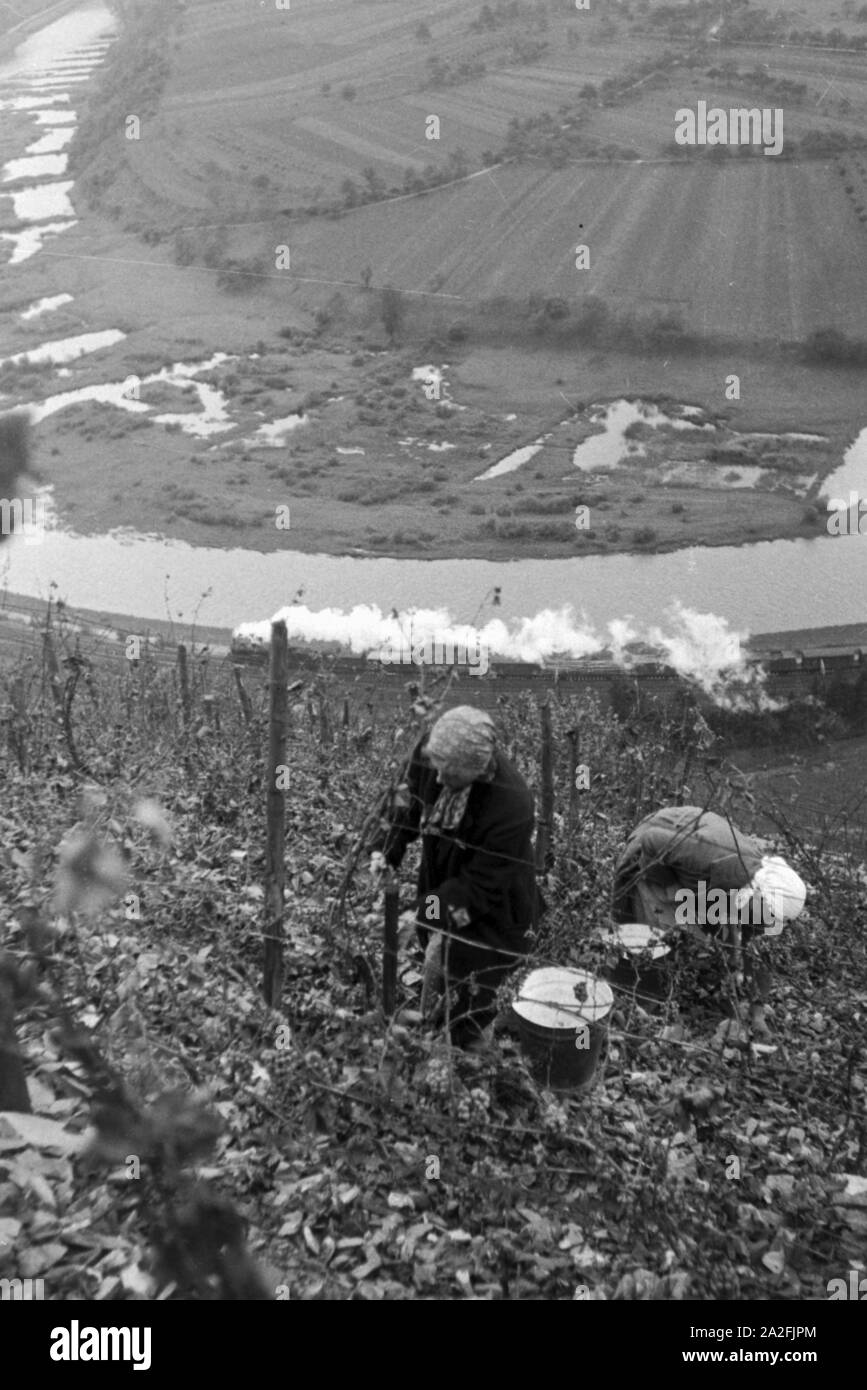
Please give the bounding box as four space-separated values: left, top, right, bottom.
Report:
280 160 867 342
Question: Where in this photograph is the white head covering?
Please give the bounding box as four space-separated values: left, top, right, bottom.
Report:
750 855 807 935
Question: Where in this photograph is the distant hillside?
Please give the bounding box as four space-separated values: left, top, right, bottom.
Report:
750 623 867 653
61 0 867 349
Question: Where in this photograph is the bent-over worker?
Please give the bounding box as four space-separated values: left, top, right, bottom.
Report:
611 805 806 1020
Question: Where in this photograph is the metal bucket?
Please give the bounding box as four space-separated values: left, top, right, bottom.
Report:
601 923 672 1006
511 967 614 1093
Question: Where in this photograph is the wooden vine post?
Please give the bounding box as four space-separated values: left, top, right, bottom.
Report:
263 620 289 1008
42 624 64 718
177 643 191 731
535 697 554 872
233 665 253 727
383 876 399 1019
566 726 579 834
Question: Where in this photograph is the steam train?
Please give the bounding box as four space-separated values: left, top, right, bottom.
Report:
228 636 866 685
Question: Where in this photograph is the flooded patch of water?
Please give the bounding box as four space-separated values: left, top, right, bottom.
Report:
740 430 827 444
572 399 711 473
28 381 150 423
26 353 235 438
475 399 833 489
2 180 74 220
336 446 365 456
476 400 713 481
821 425 867 500
398 436 456 453
168 353 228 381
2 329 125 367
0 220 76 263
31 109 76 124
249 414 307 446
153 388 233 437
475 440 546 480
26 128 74 153
0 95 71 111
20 293 73 320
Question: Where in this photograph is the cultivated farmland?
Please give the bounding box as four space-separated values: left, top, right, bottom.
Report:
94 2 666 216
267 160 867 345
85 0 867 352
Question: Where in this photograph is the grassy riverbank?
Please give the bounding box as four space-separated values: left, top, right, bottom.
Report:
3 229 862 560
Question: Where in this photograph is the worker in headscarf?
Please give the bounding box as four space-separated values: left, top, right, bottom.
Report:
369 706 542 1050
611 805 807 1021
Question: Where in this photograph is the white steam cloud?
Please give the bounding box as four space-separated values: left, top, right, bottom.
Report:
645 606 781 711
234 602 777 710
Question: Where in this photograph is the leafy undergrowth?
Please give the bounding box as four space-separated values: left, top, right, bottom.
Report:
0 631 865 1300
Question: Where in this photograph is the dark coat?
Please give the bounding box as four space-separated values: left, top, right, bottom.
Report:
373 738 542 956
612 805 765 934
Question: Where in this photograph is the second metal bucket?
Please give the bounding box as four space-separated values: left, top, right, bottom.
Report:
602 923 672 1006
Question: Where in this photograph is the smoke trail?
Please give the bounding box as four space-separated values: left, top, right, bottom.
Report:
645 604 781 711
234 604 604 662
233 601 776 709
